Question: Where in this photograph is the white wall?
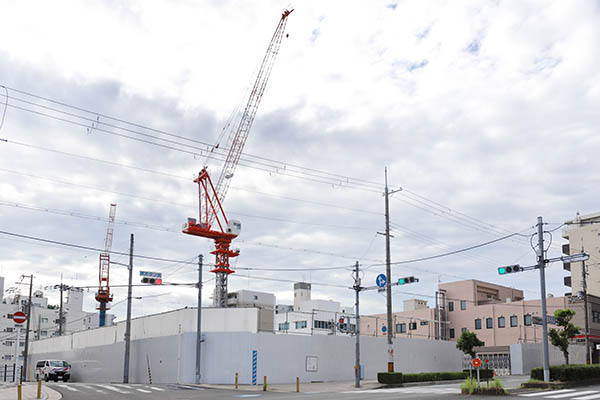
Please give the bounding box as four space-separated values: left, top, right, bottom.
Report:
510 343 587 375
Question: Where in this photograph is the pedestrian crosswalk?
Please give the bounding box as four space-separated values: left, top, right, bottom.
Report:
341 386 460 395
520 389 600 399
50 382 195 395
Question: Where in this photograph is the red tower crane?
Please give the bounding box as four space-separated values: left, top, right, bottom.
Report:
96 203 116 326
183 9 293 308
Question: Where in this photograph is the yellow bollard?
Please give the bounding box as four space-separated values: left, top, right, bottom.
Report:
235 372 238 389
263 376 267 391
296 376 299 393
37 379 42 399
17 384 22 400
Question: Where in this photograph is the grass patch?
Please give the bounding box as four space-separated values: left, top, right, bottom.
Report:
461 378 506 395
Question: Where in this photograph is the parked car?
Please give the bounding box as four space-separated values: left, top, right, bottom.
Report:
34 360 71 382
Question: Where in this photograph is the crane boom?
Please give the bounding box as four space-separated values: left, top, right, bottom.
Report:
96 203 116 326
183 9 292 308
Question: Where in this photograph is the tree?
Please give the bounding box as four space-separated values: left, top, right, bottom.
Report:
548 308 580 365
456 330 484 359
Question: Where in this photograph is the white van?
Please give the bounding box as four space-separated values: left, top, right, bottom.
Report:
34 360 71 382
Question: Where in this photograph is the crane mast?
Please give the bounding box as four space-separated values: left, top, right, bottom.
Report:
96 203 116 326
183 9 293 308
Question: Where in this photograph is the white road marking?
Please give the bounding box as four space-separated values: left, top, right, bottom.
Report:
144 385 165 391
56 384 79 392
574 394 600 400
548 391 599 399
342 387 459 394
114 384 133 389
136 388 152 393
80 384 107 394
96 384 131 394
520 390 577 397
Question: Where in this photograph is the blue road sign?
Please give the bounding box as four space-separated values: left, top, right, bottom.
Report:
382 325 387 333
376 274 387 288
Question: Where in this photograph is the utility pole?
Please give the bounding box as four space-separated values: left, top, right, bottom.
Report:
21 274 33 383
195 254 203 384
353 261 361 388
58 274 64 336
123 234 134 383
581 245 591 364
537 216 551 382
382 168 400 372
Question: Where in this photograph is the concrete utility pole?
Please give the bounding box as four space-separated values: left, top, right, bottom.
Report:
383 168 400 372
59 275 64 336
123 234 134 383
195 254 203 384
537 216 551 382
353 261 361 388
581 246 591 364
21 274 33 383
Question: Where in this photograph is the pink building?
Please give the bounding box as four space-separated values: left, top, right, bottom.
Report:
361 279 600 362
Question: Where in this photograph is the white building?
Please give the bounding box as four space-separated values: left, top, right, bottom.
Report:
227 289 275 332
274 282 356 335
0 278 114 363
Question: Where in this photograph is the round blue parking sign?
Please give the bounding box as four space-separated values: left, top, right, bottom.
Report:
382 325 387 333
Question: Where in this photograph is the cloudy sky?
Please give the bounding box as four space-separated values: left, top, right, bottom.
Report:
0 0 599 325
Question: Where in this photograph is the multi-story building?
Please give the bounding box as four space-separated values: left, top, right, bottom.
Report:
562 212 600 297
274 282 356 335
227 289 275 332
361 279 600 363
0 278 115 362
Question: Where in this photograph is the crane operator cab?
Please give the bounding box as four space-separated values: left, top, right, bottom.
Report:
226 220 242 236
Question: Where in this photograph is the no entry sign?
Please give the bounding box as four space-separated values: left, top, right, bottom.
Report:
13 311 26 324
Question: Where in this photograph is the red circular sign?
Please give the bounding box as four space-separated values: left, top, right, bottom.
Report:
13 311 26 324
472 358 482 368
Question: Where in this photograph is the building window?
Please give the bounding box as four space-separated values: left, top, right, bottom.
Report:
510 315 518 327
474 319 482 330
278 322 289 331
6 314 13 319
460 300 467 310
4 341 12 347
461 327 467 334
41 318 48 323
420 321 429 326
449 328 455 339
524 314 532 326
593 311 600 323
498 316 505 328
409 322 417 330
294 321 307 329
486 318 493 329
40 331 48 337
5 328 12 333
396 323 406 333
448 302 454 312
314 320 331 330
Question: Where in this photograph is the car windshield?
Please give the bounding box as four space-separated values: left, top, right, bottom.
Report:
49 361 68 367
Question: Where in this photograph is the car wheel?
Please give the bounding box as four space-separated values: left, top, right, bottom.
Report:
63 377 69 383
44 374 49 382
53 376 58 382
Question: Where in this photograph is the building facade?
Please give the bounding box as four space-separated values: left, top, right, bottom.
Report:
562 212 600 297
274 283 356 335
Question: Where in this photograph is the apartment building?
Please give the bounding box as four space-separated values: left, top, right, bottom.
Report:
562 212 600 297
361 279 600 362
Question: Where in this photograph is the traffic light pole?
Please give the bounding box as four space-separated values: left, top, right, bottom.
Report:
384 168 394 372
537 217 551 382
123 234 134 383
21 274 33 383
581 251 590 364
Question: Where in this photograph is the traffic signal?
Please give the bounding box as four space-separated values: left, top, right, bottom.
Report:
498 264 521 275
339 317 345 325
398 276 417 285
141 277 162 285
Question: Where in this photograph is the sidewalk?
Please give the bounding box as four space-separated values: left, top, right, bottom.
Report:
201 380 382 393
0 383 61 400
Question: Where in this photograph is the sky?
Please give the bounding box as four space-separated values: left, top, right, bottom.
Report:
0 0 599 325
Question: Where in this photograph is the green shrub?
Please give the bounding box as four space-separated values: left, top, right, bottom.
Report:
403 372 466 382
463 369 494 379
461 378 506 395
377 372 403 384
531 365 600 382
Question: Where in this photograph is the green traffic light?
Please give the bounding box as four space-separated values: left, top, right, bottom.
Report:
498 267 506 275
398 278 405 284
